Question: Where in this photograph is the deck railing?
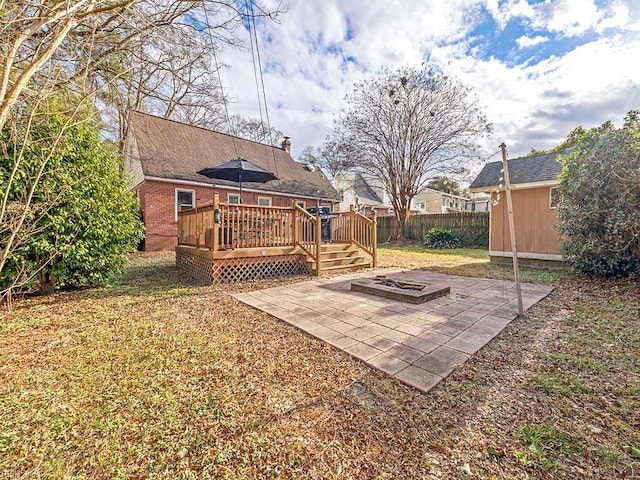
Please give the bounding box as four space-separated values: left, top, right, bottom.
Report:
177 193 377 272
350 206 377 260
217 203 295 249
293 204 320 272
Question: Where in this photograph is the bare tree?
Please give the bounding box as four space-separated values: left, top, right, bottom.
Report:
298 133 359 179
336 66 491 240
425 176 467 197
1 0 284 150
101 18 231 151
0 0 284 307
225 114 284 145
0 0 135 132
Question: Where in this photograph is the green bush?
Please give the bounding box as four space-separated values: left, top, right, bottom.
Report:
424 228 461 249
557 112 640 278
1 99 144 294
456 225 489 248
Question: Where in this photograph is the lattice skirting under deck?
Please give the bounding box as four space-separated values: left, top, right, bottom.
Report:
176 248 215 283
176 248 311 284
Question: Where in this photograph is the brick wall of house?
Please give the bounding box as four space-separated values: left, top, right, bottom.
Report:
139 180 337 251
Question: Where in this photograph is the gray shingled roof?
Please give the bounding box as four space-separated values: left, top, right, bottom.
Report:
469 149 570 191
354 174 385 206
129 111 340 200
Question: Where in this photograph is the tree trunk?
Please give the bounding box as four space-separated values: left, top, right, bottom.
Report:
394 207 408 242
36 255 56 295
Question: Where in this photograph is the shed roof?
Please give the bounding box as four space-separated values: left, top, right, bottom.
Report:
128 111 339 200
469 149 570 191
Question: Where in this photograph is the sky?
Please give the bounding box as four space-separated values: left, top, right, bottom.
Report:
218 0 640 166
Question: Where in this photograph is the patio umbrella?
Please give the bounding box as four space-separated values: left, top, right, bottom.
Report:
197 157 278 202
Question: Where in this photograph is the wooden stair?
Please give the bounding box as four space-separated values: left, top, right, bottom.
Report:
307 243 372 275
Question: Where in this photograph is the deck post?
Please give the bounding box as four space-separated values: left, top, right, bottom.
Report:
349 204 355 245
315 210 322 276
212 192 220 251
371 209 378 267
292 199 299 246
195 204 200 248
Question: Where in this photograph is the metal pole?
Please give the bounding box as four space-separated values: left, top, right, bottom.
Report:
500 143 524 316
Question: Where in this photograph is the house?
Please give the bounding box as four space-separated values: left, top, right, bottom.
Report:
125 112 340 250
469 149 568 265
331 172 393 216
412 188 490 214
330 173 491 217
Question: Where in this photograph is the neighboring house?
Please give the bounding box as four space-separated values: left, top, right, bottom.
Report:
331 174 489 217
331 172 393 216
469 149 568 265
125 112 340 251
412 188 490 214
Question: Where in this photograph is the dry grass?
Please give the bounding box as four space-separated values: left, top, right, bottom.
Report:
377 244 562 283
0 248 638 479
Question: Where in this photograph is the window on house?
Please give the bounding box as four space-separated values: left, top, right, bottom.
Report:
338 189 345 202
257 197 272 207
550 187 559 209
228 193 241 204
297 201 306 209
176 189 195 220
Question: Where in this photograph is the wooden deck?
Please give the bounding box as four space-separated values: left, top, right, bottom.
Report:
176 194 377 283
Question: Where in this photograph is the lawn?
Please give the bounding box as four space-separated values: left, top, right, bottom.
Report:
0 247 638 479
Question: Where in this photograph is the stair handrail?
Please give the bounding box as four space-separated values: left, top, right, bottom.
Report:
293 203 319 268
349 207 378 267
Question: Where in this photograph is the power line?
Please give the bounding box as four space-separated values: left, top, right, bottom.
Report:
246 3 265 127
201 0 239 158
247 0 279 177
249 1 272 141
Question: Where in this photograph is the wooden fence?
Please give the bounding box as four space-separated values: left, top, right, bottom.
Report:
377 212 489 246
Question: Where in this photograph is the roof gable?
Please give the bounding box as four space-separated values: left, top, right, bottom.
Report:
469 149 570 191
127 111 339 200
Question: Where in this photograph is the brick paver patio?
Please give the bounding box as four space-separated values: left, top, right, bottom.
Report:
233 269 553 393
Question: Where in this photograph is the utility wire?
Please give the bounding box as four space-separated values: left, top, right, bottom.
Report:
249 0 272 142
247 4 265 127
247 0 280 177
201 0 239 158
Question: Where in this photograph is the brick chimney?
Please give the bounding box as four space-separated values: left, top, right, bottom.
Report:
281 136 291 154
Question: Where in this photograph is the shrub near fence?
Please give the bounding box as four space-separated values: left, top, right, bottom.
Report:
376 212 489 247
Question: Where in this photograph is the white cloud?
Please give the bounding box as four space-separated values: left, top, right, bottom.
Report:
215 0 640 160
515 34 549 48
596 1 630 32
445 33 640 155
487 0 635 38
534 0 602 37
487 0 536 29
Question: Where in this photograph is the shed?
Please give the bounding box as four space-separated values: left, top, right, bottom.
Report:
469 149 570 265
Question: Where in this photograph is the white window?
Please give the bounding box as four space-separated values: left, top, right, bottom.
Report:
550 187 558 209
338 189 345 202
228 193 241 204
176 188 195 220
257 197 272 207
